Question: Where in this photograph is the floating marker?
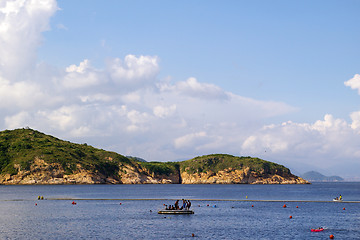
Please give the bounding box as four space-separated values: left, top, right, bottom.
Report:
296 206 299 208
283 204 287 208
35 203 37 206
192 233 195 237
329 234 334 239
289 215 292 219
343 207 345 210
251 205 254 207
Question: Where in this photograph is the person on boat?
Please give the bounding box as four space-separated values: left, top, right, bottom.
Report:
339 195 342 200
187 200 191 210
174 200 179 210
182 199 186 210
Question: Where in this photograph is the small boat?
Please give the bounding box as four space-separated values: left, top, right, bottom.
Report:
158 209 194 214
311 228 324 232
333 198 343 202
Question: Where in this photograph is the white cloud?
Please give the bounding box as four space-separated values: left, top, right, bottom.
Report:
350 111 360 132
4 111 30 129
159 77 229 100
108 55 160 90
0 0 58 79
153 105 176 118
344 74 360 94
174 131 207 149
0 76 47 109
241 114 360 169
61 59 107 89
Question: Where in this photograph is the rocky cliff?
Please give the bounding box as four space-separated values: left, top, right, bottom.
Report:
0 129 308 185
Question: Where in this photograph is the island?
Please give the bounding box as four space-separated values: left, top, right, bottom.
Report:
0 128 309 185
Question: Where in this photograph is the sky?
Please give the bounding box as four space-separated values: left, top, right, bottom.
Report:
0 0 360 179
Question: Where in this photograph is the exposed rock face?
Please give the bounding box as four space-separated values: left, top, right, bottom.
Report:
0 158 108 184
0 158 180 185
180 167 308 184
118 164 180 184
0 159 308 185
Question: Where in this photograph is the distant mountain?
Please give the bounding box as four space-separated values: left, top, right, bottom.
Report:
301 171 343 182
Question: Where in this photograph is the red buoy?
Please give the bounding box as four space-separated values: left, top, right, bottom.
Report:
35 203 37 206
296 206 299 208
343 207 345 210
329 234 334 239
289 215 292 219
283 204 287 208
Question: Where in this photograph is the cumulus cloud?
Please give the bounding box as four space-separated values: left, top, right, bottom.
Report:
0 76 47 109
241 114 360 169
0 0 58 79
61 59 107 89
108 55 159 90
159 77 229 100
350 111 360 132
153 105 176 118
174 131 208 149
344 74 360 94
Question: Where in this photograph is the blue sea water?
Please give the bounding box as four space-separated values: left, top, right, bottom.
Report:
0 182 359 239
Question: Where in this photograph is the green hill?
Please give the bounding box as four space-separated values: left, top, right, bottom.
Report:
0 128 134 177
180 154 290 176
0 128 307 184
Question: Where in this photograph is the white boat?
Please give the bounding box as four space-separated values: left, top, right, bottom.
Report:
158 209 194 214
333 198 343 202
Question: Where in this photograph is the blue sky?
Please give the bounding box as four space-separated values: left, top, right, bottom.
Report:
40 0 360 121
1 0 360 179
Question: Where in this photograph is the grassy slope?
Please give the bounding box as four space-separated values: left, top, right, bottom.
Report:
0 129 292 179
180 154 291 176
0 128 133 177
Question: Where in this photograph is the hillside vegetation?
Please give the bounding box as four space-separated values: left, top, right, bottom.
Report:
0 128 306 184
0 128 134 177
181 154 290 176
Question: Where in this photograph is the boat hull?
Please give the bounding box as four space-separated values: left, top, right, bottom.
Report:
158 210 194 214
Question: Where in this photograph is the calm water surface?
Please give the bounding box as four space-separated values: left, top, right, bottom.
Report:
0 182 359 239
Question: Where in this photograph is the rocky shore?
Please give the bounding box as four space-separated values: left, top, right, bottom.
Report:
0 158 308 185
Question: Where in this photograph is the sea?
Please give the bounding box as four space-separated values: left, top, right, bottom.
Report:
0 182 359 240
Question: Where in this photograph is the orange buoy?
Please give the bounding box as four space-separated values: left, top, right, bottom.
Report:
192 233 195 237
296 206 299 208
329 234 334 239
283 204 287 208
251 205 254 207
343 207 345 210
289 215 292 219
